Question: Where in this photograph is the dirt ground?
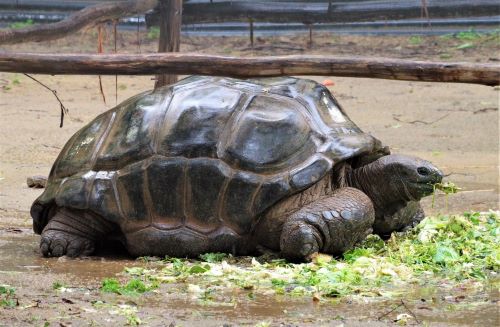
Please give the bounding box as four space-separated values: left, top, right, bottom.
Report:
0 30 499 326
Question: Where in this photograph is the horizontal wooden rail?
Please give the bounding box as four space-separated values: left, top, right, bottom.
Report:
0 52 498 85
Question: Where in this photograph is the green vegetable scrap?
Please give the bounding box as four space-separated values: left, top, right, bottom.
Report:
52 281 66 290
432 181 461 208
101 277 157 296
109 304 142 326
434 182 461 194
0 285 17 308
199 252 229 263
99 212 499 302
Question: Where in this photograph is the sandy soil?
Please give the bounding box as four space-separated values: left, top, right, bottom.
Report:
0 30 499 325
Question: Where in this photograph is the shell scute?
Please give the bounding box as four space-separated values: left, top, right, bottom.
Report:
116 161 149 224
290 155 333 189
252 177 291 215
53 113 109 179
223 95 314 171
89 171 121 224
55 172 95 210
157 85 241 158
147 156 186 225
223 170 262 233
96 91 166 170
185 158 232 233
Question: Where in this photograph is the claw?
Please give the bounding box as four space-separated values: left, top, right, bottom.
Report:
39 229 95 258
40 241 50 257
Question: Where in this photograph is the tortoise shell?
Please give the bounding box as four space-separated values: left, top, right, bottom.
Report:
31 76 384 243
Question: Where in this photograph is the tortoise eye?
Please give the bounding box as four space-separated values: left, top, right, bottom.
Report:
417 166 431 176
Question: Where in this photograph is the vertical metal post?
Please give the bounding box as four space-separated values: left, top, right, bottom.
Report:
249 18 254 48
308 24 313 48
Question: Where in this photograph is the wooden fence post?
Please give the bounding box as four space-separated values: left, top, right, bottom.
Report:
155 0 182 89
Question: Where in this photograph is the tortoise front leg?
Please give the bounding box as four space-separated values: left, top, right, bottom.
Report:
373 201 425 237
279 187 375 261
40 208 114 257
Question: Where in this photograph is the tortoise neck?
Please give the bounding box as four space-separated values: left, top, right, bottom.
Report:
347 160 408 215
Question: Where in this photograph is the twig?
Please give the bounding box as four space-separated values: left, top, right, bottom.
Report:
473 107 497 114
97 25 107 105
393 113 449 125
377 302 404 321
42 144 61 149
401 300 421 324
23 74 68 127
113 19 118 104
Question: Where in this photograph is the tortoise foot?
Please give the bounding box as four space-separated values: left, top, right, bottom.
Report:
40 229 95 257
280 187 375 262
280 221 321 262
38 208 114 257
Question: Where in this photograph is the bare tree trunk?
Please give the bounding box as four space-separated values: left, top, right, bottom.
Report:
0 0 158 45
0 53 498 86
155 0 183 89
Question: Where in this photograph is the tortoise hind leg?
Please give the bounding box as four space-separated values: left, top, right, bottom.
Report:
40 208 115 257
279 187 375 262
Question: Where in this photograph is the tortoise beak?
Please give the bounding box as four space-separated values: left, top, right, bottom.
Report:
412 163 443 197
416 164 443 185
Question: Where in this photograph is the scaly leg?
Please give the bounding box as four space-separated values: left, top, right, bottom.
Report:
279 187 375 261
40 207 114 257
372 201 425 237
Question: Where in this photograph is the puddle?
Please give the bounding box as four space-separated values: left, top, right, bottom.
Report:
0 229 135 282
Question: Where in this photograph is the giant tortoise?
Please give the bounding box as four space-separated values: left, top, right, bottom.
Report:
31 76 443 261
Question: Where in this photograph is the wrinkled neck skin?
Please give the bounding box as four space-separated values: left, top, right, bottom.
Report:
346 161 412 217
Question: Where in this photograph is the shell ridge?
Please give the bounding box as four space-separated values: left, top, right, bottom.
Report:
216 93 255 159
142 158 154 226
90 111 117 170
181 158 189 226
151 89 174 155
216 168 234 225
110 170 125 223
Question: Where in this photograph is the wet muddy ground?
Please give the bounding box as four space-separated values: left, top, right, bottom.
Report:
0 31 499 325
0 229 498 326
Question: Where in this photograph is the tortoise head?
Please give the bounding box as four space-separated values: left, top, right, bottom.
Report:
349 154 443 210
375 154 443 201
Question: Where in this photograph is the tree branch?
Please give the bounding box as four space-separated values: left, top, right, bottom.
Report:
0 0 158 45
0 53 497 86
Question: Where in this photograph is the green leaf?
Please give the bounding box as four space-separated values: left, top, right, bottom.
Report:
189 265 209 274
199 252 228 263
433 245 460 264
101 278 121 293
456 43 475 50
124 279 148 294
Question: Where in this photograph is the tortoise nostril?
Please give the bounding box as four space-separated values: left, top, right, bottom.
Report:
417 166 431 176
